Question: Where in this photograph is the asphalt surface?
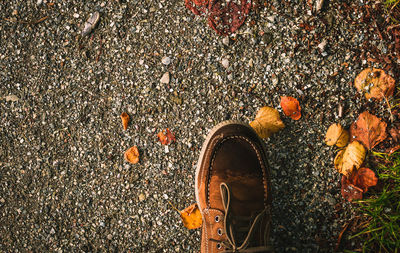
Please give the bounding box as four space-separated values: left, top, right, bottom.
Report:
1 0 398 252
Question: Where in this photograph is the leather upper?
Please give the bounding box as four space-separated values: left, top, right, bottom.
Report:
196 123 272 253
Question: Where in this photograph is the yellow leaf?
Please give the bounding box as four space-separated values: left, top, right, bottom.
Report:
325 123 349 148
180 203 202 230
250 106 285 139
334 141 366 176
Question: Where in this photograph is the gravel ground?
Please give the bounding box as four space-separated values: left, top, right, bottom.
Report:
1 0 398 252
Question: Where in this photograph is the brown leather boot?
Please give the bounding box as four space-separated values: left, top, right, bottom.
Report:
196 121 273 253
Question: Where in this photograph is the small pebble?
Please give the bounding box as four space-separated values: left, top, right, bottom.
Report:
5 95 19 102
318 39 327 51
82 12 100 36
221 58 229 69
161 56 171 65
315 0 325 13
222 37 230 46
160 72 170 84
138 193 146 202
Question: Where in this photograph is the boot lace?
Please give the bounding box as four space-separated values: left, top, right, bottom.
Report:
209 183 274 253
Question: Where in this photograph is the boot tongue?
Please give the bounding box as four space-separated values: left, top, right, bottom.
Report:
220 183 263 249
228 216 253 246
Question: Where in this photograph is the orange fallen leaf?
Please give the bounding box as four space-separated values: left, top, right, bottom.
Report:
157 128 176 145
180 203 202 229
124 146 139 164
334 141 366 176
354 68 395 101
120 112 130 130
325 123 349 148
249 106 285 139
350 111 387 150
280 96 301 120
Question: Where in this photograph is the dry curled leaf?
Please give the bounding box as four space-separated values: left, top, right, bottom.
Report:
354 68 395 101
249 106 285 139
120 112 130 130
334 141 366 176
180 203 202 229
280 96 301 120
157 128 176 145
341 175 363 202
341 168 377 202
350 111 387 150
185 0 252 35
208 0 252 36
325 123 349 147
185 0 208 15
124 146 139 164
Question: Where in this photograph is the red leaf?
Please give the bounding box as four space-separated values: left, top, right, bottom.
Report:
341 175 363 202
208 0 252 36
280 96 301 120
185 0 252 35
157 128 176 145
341 168 378 202
351 168 378 193
166 128 176 143
185 0 208 15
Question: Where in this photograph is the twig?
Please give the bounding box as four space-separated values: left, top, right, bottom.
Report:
335 221 351 251
3 16 48 25
3 17 28 24
96 38 103 63
167 200 180 213
33 16 48 24
383 94 394 123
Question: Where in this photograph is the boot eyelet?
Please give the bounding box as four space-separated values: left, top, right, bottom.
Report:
216 243 222 249
214 215 220 222
217 228 223 236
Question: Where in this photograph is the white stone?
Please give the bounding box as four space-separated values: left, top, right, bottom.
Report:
160 72 170 84
221 58 229 68
315 0 325 13
161 56 171 65
266 15 276 22
5 95 19 102
317 39 327 51
222 37 230 46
